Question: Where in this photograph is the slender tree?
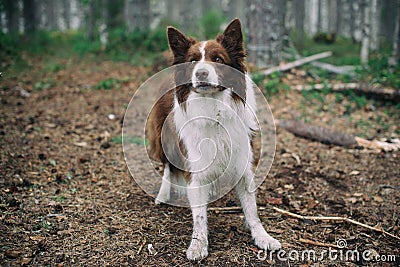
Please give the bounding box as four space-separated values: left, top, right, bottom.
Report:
294 0 305 51
125 0 150 32
328 0 337 33
23 0 36 34
4 0 19 33
360 0 371 66
389 0 400 69
246 0 285 68
87 0 96 40
62 0 71 30
370 0 381 51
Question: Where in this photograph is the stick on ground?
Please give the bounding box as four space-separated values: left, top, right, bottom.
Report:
272 207 400 241
262 51 333 76
209 206 400 241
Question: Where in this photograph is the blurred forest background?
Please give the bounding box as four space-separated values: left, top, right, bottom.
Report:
1 1 400 266
1 0 400 74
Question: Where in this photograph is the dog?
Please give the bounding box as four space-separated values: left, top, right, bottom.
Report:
146 18 281 260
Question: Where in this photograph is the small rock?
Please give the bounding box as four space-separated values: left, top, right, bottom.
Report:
100 142 111 149
38 153 46 161
5 249 23 258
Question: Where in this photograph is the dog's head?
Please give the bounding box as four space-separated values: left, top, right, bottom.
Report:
167 19 246 102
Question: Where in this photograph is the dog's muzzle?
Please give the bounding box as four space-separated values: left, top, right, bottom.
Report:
192 63 221 94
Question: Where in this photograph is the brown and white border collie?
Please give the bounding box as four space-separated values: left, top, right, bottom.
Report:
146 19 281 260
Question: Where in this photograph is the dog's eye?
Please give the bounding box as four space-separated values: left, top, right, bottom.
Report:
215 57 223 63
190 59 197 64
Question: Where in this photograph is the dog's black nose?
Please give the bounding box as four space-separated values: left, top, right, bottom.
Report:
195 68 209 81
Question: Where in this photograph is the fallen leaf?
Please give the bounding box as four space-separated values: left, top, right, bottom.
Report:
349 170 360 176
30 236 46 241
267 197 283 205
74 142 88 147
345 197 358 204
21 257 32 265
284 184 294 190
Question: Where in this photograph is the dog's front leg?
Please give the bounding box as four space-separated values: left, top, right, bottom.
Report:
186 178 208 260
235 169 281 251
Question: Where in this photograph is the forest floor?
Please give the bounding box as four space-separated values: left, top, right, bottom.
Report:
0 54 399 266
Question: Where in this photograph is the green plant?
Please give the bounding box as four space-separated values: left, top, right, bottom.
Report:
111 135 148 145
34 80 55 91
53 195 65 203
263 73 287 98
94 78 122 90
45 62 66 72
198 9 227 39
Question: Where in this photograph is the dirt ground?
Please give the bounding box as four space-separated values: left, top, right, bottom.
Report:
0 56 399 266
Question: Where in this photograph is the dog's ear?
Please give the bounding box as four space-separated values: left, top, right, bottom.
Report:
217 18 246 72
217 18 244 53
167 27 194 63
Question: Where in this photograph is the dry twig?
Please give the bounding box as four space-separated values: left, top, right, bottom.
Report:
262 51 333 76
272 207 400 241
291 83 399 101
209 206 400 241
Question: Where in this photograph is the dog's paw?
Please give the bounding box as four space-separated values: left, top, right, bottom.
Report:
154 198 165 205
254 233 281 251
186 239 208 260
155 192 170 205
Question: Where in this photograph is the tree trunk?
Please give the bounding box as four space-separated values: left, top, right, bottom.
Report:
381 0 397 42
5 0 20 34
317 0 322 32
370 0 381 51
389 0 400 69
360 0 371 66
294 0 305 52
23 0 36 34
306 0 319 35
87 0 96 40
246 0 284 68
339 0 352 38
44 0 57 30
328 0 337 33
336 0 343 35
350 0 362 43
62 0 71 30
125 0 150 32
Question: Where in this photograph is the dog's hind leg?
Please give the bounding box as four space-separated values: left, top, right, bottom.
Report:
155 163 171 204
235 168 281 251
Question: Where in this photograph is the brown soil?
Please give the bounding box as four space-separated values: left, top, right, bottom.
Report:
1 56 399 266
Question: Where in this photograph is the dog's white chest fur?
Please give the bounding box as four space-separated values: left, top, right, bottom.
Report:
173 82 257 186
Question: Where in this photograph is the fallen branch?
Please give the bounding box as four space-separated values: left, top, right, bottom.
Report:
208 206 245 213
310 61 355 76
263 51 333 76
276 119 400 152
272 207 400 241
209 206 400 241
291 83 399 101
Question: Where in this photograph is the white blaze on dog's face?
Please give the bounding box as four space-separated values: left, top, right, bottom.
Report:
190 41 220 94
